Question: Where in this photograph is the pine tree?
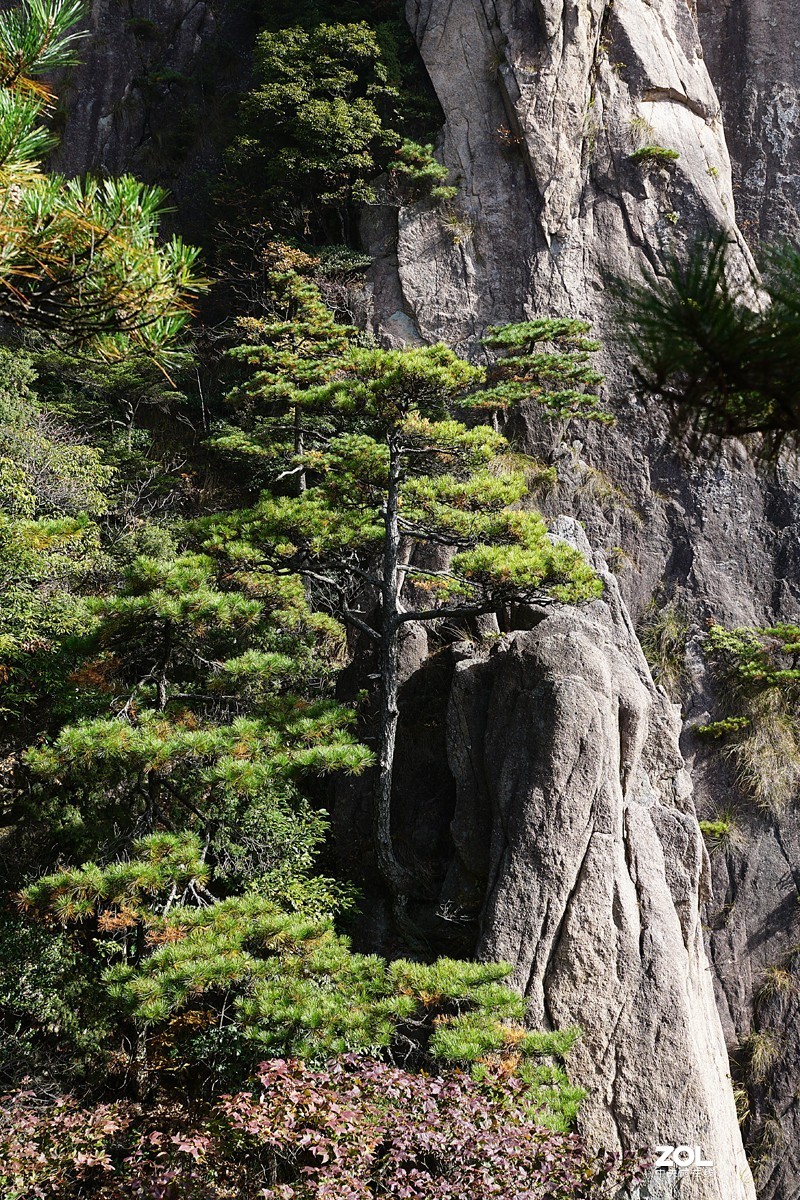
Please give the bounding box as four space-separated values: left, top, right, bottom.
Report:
21 830 583 1100
20 541 371 893
219 241 354 492
477 318 612 426
211 280 603 916
0 0 202 358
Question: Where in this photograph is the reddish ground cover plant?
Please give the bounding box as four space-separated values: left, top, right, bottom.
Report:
0 1057 645 1200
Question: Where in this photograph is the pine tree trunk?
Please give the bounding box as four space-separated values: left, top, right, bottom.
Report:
294 403 306 493
157 620 172 711
373 434 410 896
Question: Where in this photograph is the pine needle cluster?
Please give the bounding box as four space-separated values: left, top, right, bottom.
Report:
0 0 203 359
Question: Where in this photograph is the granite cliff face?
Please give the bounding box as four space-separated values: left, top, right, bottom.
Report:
441 522 755 1199
365 0 752 349
51 0 800 1195
370 3 800 1196
698 0 800 246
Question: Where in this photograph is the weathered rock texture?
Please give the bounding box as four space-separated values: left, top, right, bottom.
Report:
366 0 751 351
365 5 800 1196
49 0 253 239
436 522 755 1198
698 0 800 245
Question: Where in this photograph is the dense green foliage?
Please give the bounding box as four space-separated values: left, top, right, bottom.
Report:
628 145 679 166
216 253 602 905
223 3 447 243
476 319 611 424
228 21 397 228
0 339 596 1108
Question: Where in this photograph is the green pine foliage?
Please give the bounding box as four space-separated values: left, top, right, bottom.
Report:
472 318 611 424
217 268 601 617
628 145 679 166
0 0 621 1163
226 21 398 236
0 0 204 359
387 138 457 202
22 832 582 1120
211 345 600 610
615 233 800 453
212 259 602 910
20 545 369 882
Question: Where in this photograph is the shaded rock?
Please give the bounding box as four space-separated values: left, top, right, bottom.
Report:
698 0 800 245
49 0 254 240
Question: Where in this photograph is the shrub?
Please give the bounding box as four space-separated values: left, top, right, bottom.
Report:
387 138 457 203
0 1058 647 1200
638 597 690 700
699 624 800 815
629 145 680 166
227 22 398 234
20 839 586 1103
698 810 744 854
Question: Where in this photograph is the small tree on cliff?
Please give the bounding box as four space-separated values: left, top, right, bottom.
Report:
209 315 603 915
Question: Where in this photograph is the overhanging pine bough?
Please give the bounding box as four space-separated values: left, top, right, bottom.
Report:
613 232 800 454
0 0 203 360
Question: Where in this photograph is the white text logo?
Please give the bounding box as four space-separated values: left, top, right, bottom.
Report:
654 1145 713 1169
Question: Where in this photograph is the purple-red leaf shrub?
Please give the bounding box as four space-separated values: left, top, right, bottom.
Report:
0 1057 647 1200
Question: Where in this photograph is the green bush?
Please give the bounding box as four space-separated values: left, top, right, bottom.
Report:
387 138 457 203
629 145 680 166
699 625 800 816
227 21 398 234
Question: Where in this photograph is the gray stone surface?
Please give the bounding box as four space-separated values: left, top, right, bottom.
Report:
698 0 800 245
441 524 755 1198
363 0 752 351
364 14 800 1187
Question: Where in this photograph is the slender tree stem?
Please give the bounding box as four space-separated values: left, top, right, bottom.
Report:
373 434 412 896
293 403 306 493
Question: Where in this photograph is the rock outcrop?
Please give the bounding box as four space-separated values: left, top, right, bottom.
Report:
365 0 751 350
437 520 755 1199
365 6 800 1195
